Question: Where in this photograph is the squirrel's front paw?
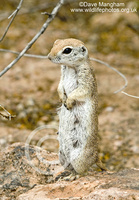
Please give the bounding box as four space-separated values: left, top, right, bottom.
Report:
59 93 67 104
66 98 76 110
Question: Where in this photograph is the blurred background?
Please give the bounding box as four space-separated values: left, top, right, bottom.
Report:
0 0 139 171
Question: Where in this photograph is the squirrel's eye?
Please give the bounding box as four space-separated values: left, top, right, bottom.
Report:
63 48 72 54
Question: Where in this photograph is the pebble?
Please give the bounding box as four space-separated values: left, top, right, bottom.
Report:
131 145 139 154
17 103 24 111
0 138 7 147
18 111 27 119
105 106 114 112
26 98 35 107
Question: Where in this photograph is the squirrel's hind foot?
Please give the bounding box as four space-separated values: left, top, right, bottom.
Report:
96 159 108 171
55 170 81 182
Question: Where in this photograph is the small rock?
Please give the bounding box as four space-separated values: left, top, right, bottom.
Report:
37 121 46 126
105 106 114 112
17 103 24 111
131 145 139 154
26 107 34 114
26 98 35 107
0 138 7 147
114 140 123 147
7 134 13 143
18 111 27 119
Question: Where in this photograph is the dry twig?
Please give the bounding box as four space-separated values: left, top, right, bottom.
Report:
0 3 52 22
0 49 48 59
90 58 128 94
121 91 139 99
0 48 138 98
0 0 75 22
0 0 24 42
90 58 139 98
0 0 64 77
0 105 16 120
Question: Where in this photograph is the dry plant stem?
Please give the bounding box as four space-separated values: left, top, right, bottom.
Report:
0 0 64 78
121 91 139 99
0 49 138 98
0 105 16 120
0 0 75 22
0 2 54 22
90 58 128 94
0 49 48 59
0 0 24 42
91 58 139 98
0 112 16 120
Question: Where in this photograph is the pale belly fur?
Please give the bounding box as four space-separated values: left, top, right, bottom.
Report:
58 66 92 170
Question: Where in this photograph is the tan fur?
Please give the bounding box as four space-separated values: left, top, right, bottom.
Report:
48 38 106 175
50 39 84 57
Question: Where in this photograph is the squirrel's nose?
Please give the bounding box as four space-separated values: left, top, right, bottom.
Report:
48 54 52 60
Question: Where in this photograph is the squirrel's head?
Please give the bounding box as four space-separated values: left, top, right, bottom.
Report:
48 38 89 67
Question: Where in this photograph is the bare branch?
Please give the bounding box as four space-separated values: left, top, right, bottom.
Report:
0 0 24 42
0 49 48 59
0 3 54 22
90 58 128 94
41 12 52 17
121 91 139 99
0 49 128 94
1 49 138 99
0 0 75 22
0 105 16 120
90 58 139 99
0 0 64 78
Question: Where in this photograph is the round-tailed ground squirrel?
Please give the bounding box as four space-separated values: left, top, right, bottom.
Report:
48 38 106 176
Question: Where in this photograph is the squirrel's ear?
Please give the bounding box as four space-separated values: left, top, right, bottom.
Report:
54 39 61 45
80 46 88 56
